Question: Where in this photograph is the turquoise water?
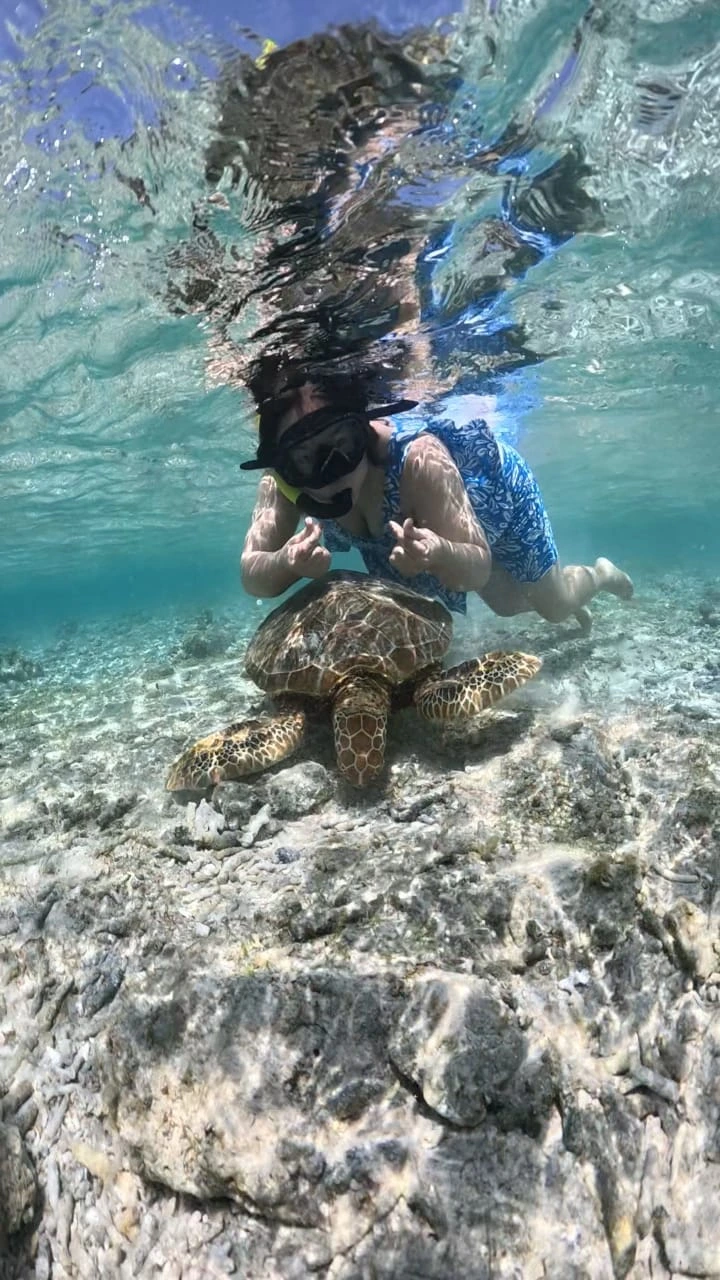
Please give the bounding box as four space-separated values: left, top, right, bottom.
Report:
1 0 720 643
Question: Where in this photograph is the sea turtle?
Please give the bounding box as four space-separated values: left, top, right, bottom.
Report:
167 571 542 790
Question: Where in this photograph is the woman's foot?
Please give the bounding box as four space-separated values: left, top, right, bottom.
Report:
595 558 634 600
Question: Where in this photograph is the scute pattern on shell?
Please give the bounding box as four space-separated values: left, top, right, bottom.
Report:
245 571 453 698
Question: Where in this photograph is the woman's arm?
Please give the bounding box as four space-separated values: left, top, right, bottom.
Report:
240 474 331 596
390 435 492 592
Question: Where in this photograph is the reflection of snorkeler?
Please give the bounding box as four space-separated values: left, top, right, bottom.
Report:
168 22 456 392
168 9 604 394
173 11 634 631
238 368 633 634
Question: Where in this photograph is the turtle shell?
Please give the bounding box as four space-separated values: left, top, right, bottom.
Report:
245 570 453 698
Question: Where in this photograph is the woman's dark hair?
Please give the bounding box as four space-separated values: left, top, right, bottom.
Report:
246 346 417 414
247 354 374 414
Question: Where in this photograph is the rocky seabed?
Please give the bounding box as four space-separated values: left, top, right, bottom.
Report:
1 581 720 1278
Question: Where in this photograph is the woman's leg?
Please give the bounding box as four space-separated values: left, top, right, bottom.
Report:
479 564 534 617
479 559 633 633
525 558 633 628
479 442 633 632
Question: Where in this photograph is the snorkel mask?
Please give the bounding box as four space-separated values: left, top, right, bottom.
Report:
240 398 417 518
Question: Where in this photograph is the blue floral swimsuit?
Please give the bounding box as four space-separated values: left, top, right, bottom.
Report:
321 414 558 614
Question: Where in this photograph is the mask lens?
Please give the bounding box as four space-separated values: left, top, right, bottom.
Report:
276 415 366 489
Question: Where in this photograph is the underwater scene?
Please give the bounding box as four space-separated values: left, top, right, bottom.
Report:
1 0 720 1274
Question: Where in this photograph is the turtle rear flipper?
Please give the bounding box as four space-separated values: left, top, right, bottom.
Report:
413 652 541 721
166 710 306 790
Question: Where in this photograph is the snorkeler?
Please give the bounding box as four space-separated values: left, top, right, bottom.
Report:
239 370 633 633
183 11 632 632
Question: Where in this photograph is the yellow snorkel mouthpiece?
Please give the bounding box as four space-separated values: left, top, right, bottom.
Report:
273 471 302 505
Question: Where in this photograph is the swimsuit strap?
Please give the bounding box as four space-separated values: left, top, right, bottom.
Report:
382 416 431 525
382 413 500 525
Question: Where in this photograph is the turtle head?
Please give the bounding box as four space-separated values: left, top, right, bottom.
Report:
331 675 391 786
166 738 222 792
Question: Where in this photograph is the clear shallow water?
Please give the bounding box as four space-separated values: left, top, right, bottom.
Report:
1 0 719 642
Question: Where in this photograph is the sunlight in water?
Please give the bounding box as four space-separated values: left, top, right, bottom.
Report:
0 0 719 630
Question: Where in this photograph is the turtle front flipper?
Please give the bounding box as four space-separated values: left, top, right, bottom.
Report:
332 676 391 786
413 652 541 721
166 710 306 790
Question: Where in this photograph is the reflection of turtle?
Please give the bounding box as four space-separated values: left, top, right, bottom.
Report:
167 571 542 790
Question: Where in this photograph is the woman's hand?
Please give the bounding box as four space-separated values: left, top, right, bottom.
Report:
281 517 332 579
388 518 444 577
